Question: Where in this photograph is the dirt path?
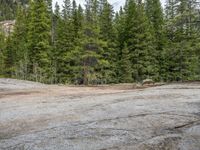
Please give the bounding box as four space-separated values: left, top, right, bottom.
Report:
0 79 200 150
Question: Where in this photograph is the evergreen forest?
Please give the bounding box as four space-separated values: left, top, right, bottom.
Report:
0 0 200 85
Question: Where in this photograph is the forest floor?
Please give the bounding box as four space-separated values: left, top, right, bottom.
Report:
0 78 200 150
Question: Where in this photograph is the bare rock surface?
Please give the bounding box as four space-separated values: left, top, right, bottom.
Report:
0 78 45 91
0 79 200 150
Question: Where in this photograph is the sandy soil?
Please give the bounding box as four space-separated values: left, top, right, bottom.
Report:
0 79 200 150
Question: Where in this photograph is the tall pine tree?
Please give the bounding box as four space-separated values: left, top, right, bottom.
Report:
11 5 29 79
145 0 165 80
27 0 51 83
123 0 158 81
99 0 117 83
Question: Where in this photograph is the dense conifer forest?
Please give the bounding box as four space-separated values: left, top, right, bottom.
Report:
0 0 200 84
0 0 28 21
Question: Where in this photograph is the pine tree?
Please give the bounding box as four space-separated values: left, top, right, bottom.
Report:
80 0 105 85
114 6 126 82
10 5 29 79
27 0 51 83
55 2 60 17
50 2 61 83
2 4 29 78
67 2 85 84
54 0 75 83
77 4 84 33
46 0 54 44
64 4 85 84
99 0 117 83
164 0 179 81
72 0 78 39
115 6 126 51
164 0 200 81
99 1 114 40
52 2 60 46
63 0 71 20
145 0 165 80
124 0 158 81
72 0 84 41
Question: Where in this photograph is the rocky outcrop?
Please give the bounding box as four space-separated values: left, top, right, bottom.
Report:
0 20 15 36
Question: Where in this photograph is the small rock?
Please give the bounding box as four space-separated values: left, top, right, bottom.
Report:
142 79 154 85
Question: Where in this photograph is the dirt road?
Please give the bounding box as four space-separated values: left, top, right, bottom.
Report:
0 79 200 150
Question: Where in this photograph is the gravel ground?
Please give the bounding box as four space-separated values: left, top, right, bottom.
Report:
0 79 200 150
